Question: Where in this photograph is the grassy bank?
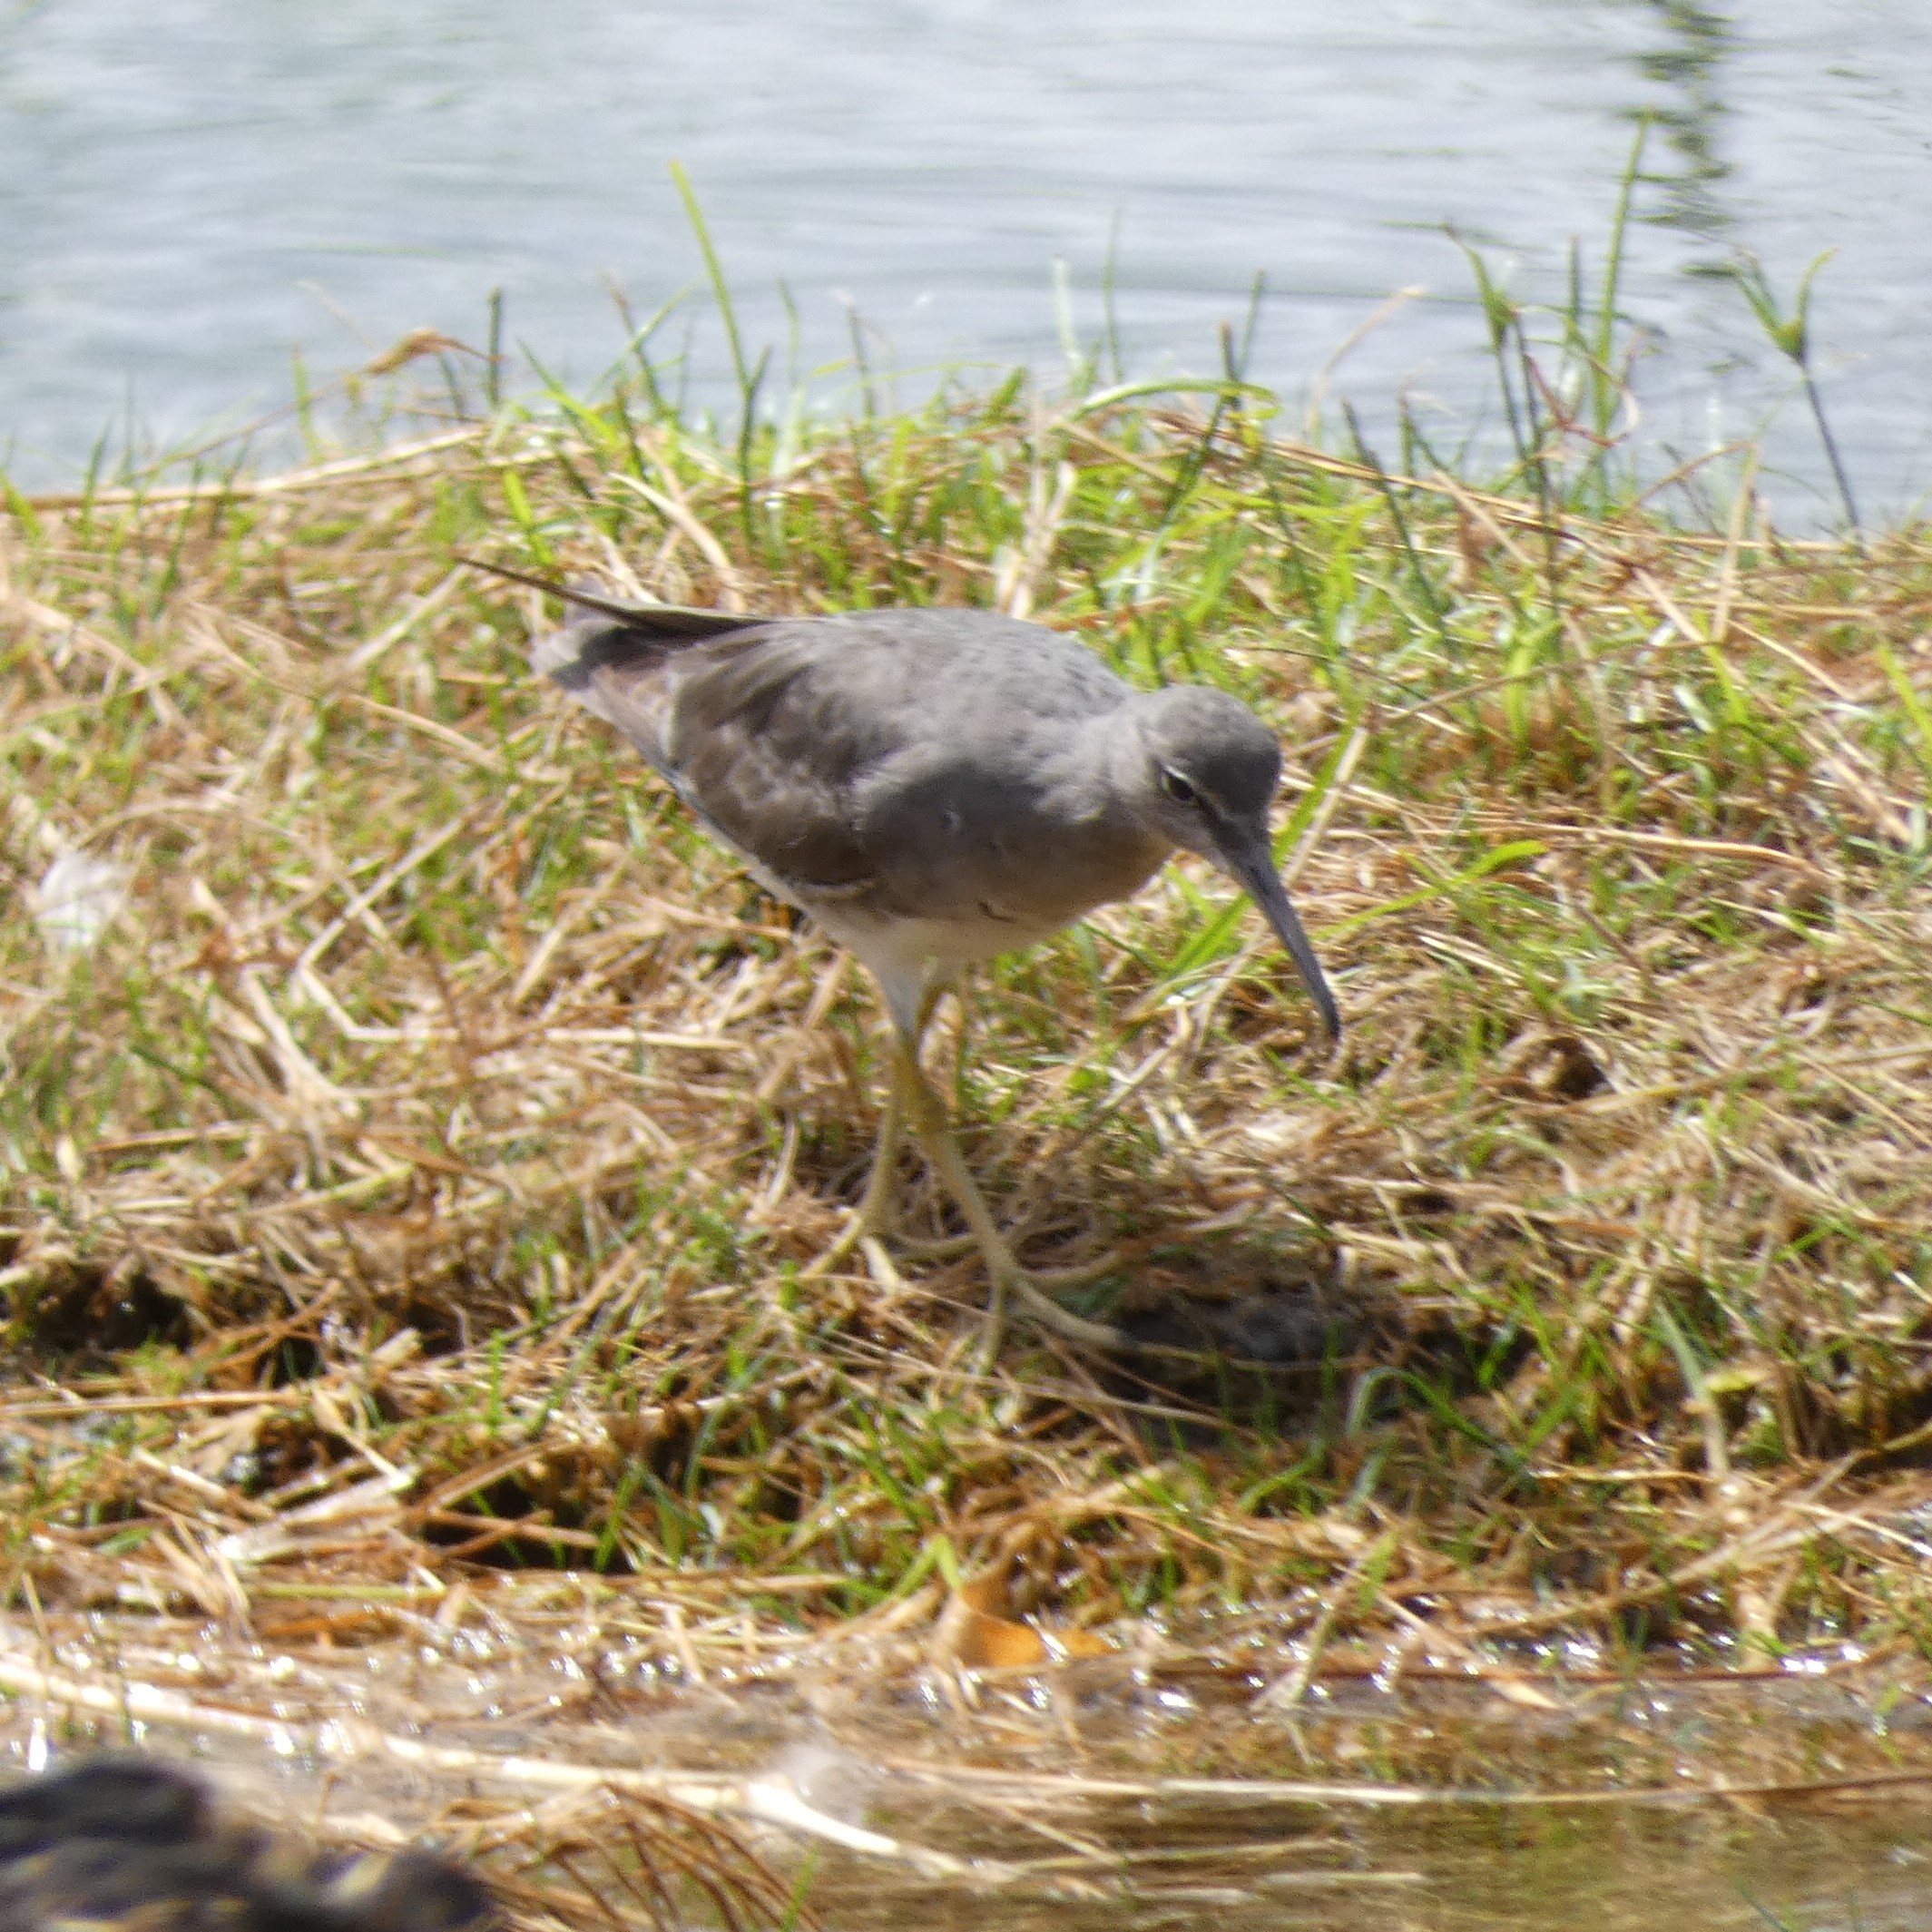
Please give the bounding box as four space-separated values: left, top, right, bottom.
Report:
3 324 1932 1748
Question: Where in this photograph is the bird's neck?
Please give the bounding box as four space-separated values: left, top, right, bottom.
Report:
1088 710 1168 846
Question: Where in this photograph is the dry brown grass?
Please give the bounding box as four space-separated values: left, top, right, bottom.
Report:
4 372 1932 1899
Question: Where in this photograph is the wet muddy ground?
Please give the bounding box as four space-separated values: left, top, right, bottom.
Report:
5 1608 1931 1929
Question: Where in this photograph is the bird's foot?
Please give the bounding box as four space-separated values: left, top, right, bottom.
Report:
802 1194 896 1281
895 1228 1133 1287
811 1220 1124 1354
889 1228 976 1261
976 1251 1126 1358
1029 1249 1138 1293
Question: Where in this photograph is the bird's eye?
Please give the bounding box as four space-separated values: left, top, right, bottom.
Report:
1161 770 1198 805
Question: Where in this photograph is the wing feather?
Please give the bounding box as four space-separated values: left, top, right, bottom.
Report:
533 602 1145 918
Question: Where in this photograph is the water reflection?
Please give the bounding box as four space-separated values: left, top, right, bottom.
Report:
1637 1 1736 243
0 0 1925 515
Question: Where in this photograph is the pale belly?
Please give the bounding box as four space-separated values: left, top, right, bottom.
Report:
819 903 1075 971
705 814 1172 1037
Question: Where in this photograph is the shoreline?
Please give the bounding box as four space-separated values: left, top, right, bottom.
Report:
1 360 1929 1815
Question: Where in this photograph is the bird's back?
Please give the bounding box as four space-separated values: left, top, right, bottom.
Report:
538 604 1142 890
541 605 1125 754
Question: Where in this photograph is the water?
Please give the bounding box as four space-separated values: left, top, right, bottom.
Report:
1 0 1928 522
11 1624 1932 1931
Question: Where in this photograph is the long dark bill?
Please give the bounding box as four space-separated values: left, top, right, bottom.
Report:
1216 829 1342 1042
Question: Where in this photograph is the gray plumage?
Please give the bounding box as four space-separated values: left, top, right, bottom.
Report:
519 581 1339 1042
478 560 1340 1352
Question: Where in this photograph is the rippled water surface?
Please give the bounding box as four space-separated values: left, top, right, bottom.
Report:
1 4 1927 503
11 1624 1932 1932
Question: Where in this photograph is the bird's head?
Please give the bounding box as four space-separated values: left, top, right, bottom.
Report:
1124 684 1340 1040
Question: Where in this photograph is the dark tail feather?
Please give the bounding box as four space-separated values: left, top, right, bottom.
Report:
458 556 761 640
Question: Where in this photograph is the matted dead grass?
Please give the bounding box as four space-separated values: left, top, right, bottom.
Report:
4 374 1932 1900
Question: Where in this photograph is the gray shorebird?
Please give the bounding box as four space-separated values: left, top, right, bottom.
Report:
478 563 1339 1351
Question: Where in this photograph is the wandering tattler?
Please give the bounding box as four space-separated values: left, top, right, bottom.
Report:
477 562 1339 1350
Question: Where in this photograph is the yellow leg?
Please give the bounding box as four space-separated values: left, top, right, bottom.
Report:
805 968 946 1279
805 976 1126 1355
887 1036 1123 1357
804 1076 903 1280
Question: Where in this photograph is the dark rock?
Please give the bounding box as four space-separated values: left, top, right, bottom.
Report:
0 1755 497 1932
